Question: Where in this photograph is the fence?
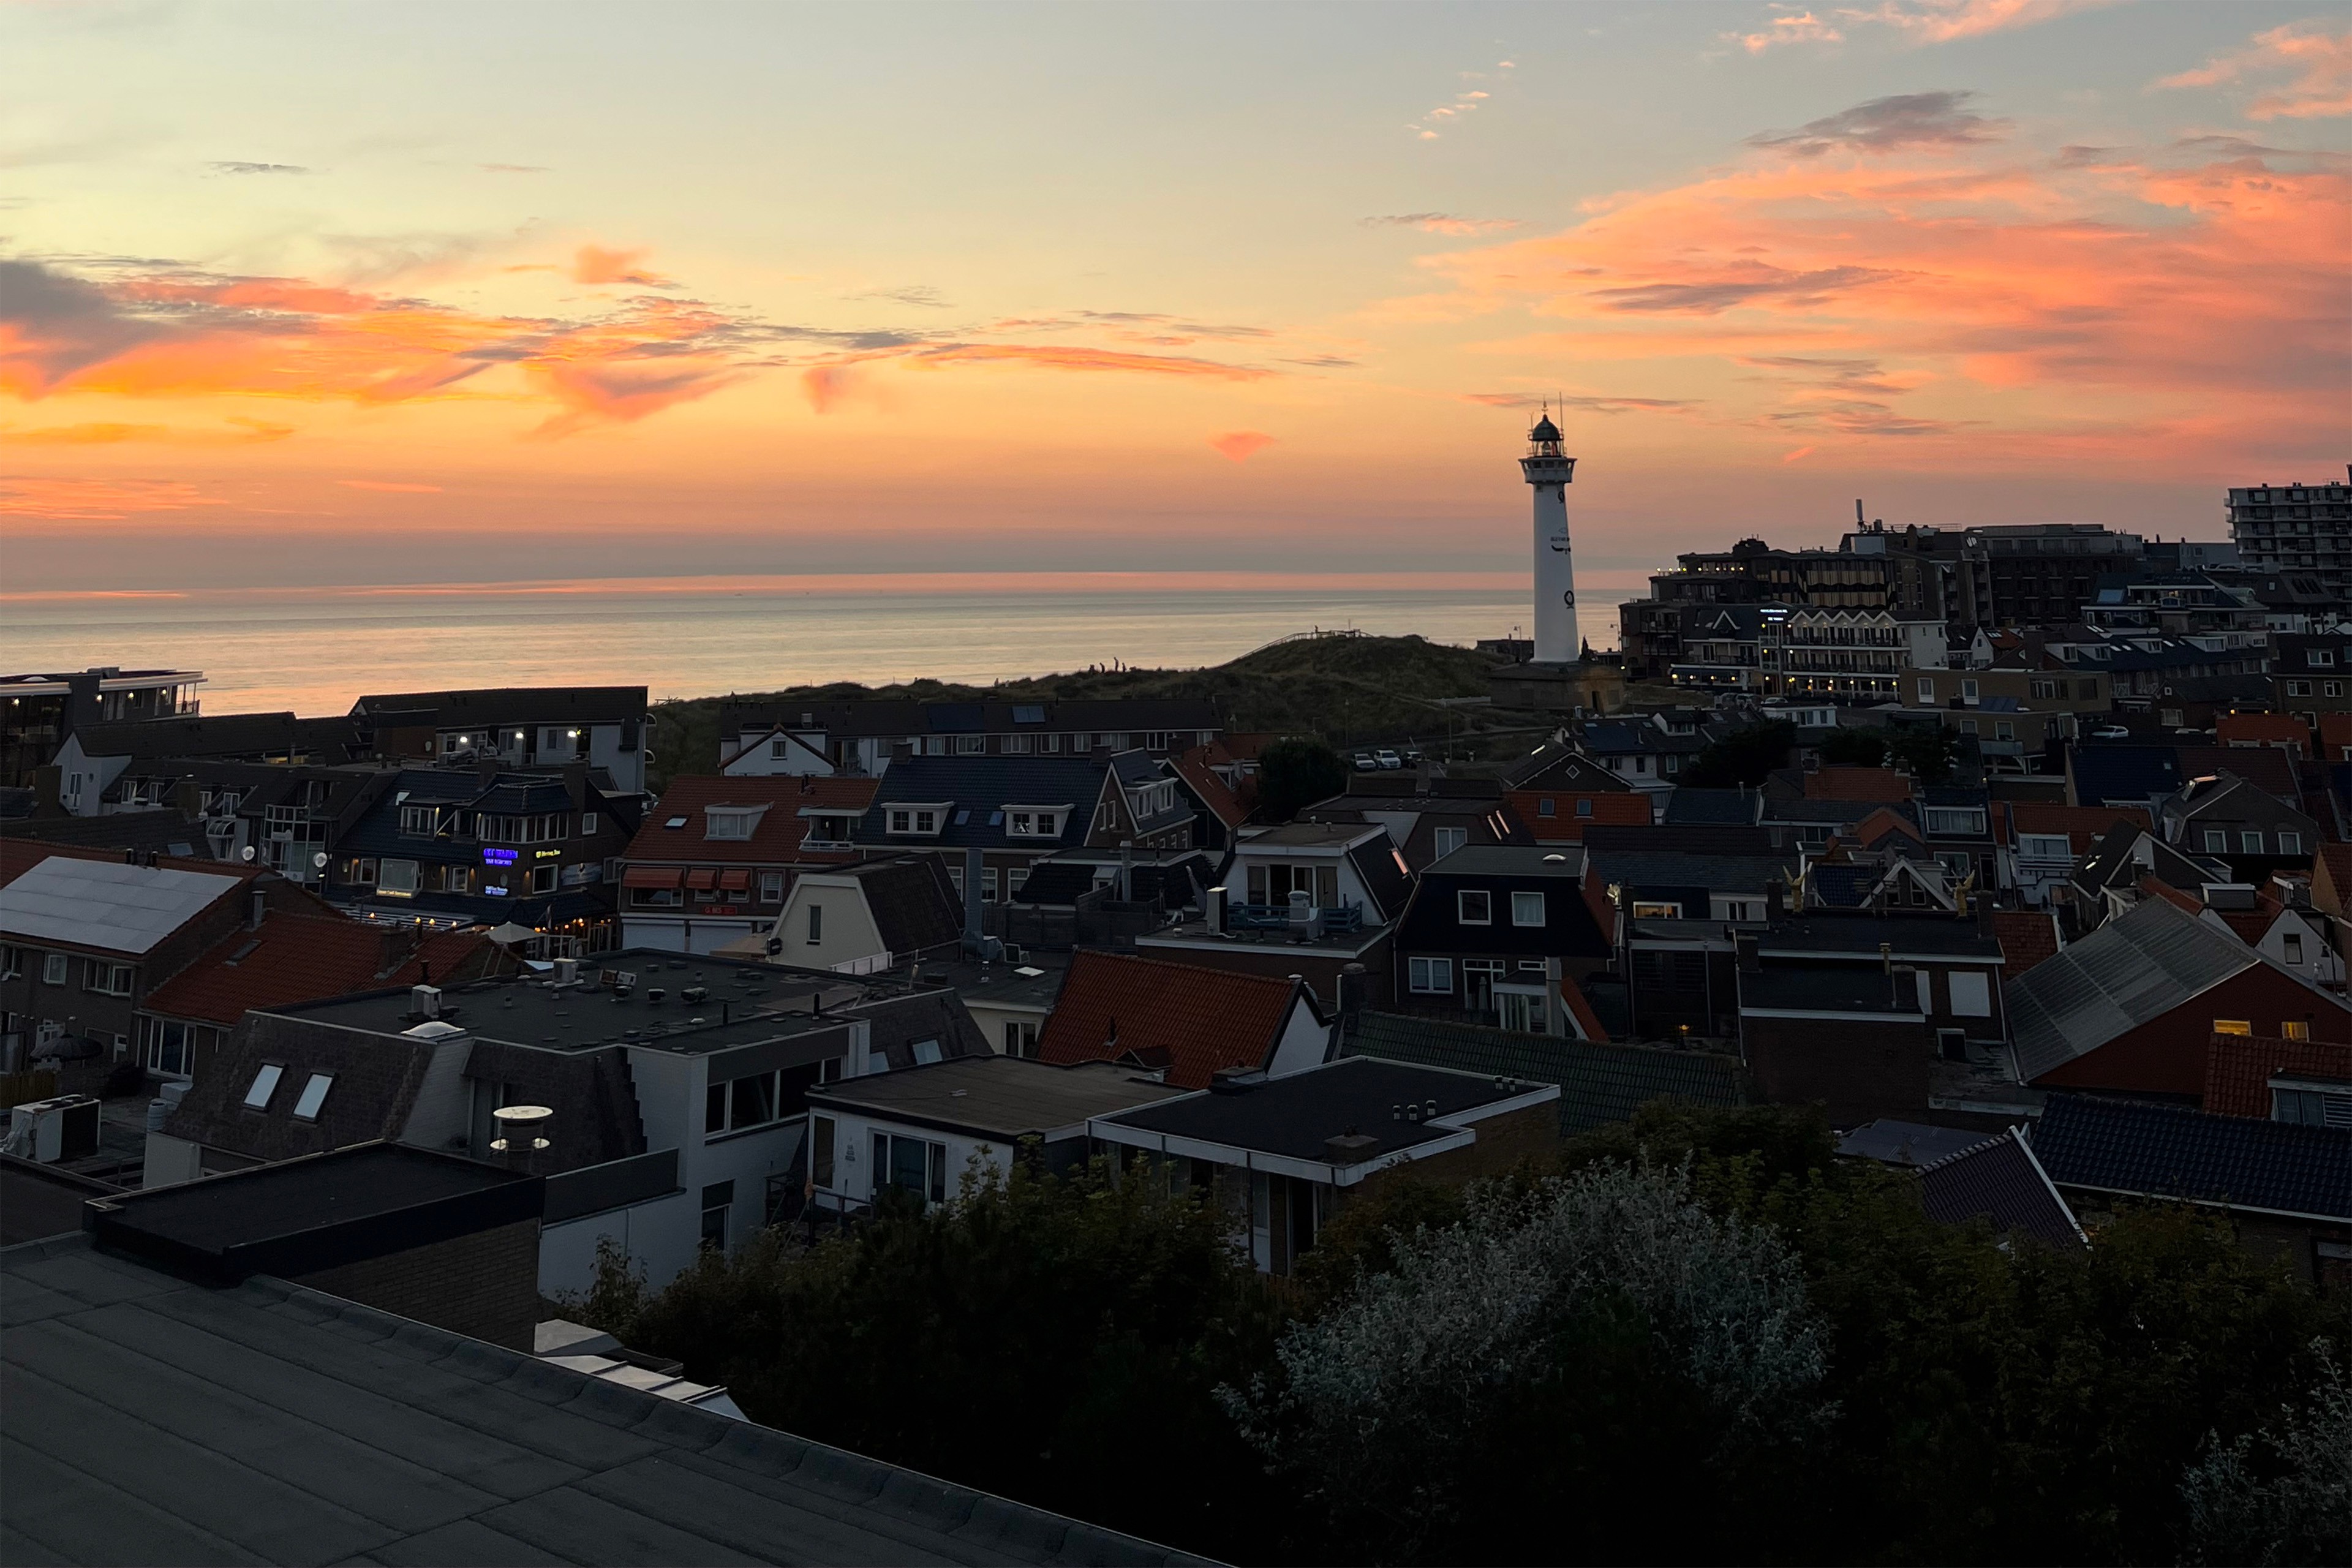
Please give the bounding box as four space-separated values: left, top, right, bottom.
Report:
0 1070 59 1109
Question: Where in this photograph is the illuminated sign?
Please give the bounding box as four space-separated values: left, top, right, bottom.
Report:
482 847 518 866
483 885 509 897
535 848 562 859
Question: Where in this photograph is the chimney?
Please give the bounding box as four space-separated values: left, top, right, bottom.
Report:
1338 962 1368 1022
962 845 984 954
488 1104 552 1172
1206 884 1229 933
889 740 913 764
1324 1132 1381 1166
1735 933 1760 973
411 984 442 1019
247 890 266 931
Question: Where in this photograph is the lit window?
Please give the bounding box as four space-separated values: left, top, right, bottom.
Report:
2213 1019 2252 1036
291 1073 333 1121
244 1063 284 1109
2283 1019 2311 1040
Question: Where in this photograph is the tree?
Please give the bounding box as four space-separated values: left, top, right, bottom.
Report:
1886 725 1956 785
1683 720 1796 789
1815 727 1890 767
2183 1339 2352 1566
1255 737 1348 823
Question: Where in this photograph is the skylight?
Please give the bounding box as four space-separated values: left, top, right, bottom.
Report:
292 1072 334 1121
244 1063 284 1109
665 815 689 829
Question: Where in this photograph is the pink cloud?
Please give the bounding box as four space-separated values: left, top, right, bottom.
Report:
2158 21 2352 120
338 478 443 492
1209 431 1275 462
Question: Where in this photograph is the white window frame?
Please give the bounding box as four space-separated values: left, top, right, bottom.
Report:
1457 889 1492 925
41 953 67 986
1408 956 1453 994
377 858 422 894
1433 826 1469 859
1948 971 1993 1017
1511 891 1545 927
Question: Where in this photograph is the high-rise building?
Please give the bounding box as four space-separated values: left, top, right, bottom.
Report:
2228 470 2352 601
1845 520 2144 629
1521 413 1578 663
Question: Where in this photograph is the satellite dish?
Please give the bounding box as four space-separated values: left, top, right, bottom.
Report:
312 851 329 869
239 845 256 862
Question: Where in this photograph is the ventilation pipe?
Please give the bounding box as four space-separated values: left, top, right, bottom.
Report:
489 1104 552 1172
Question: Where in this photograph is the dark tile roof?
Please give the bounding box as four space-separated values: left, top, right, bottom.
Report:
2032 1093 2352 1221
624 775 877 866
846 987 992 1072
1836 1118 1996 1167
458 1041 650 1170
1582 824 1773 854
1917 1128 2085 1248
1584 848 1800 895
351 686 649 725
67 712 313 761
1662 788 1762 825
1037 951 1310 1090
859 756 1114 850
1012 859 1098 905
1397 864 1610 959
1 1235 1202 1567
845 855 963 956
0 807 214 858
1344 1011 1743 1134
1346 835 1415 922
2070 744 2191 805
1504 745 1629 791
162 1012 443 1165
1096 1055 1555 1163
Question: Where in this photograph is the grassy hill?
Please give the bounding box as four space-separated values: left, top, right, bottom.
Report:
650 631 1522 786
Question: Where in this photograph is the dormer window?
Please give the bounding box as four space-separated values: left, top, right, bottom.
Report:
887 804 951 837
1005 805 1068 839
705 805 769 841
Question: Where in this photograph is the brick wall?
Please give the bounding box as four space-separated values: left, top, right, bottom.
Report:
1743 1014 1933 1127
1395 1101 1560 1186
290 1217 541 1351
1506 789 1652 844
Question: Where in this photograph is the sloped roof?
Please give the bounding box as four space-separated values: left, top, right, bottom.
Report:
1036 951 1309 1089
143 916 507 1026
1992 910 2062 976
0 808 214 859
162 1012 444 1164
1804 766 1913 802
2216 714 2312 748
1585 848 1800 896
1662 788 1760 826
2007 898 2263 1081
861 756 1112 850
1917 1128 2085 1248
351 685 647 725
2203 1032 2352 1118
67 711 312 761
2006 801 2151 854
1506 746 1630 791
2032 1093 2352 1221
623 775 876 865
840 856 963 955
1169 745 1248 829
0 856 242 955
2071 744 2190 805
0 1237 1197 1567
1343 1011 1743 1134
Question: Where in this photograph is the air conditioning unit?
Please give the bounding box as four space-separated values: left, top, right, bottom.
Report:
8 1095 101 1164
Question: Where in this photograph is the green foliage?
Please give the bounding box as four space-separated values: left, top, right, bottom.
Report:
609 1158 1286 1559
1253 738 1349 823
1684 720 1796 789
1815 727 1891 767
1887 725 1958 785
2182 1340 2352 1565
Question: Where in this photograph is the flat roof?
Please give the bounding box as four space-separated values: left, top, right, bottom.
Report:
810 1057 1186 1139
0 855 241 954
273 950 918 1055
1235 822 1378 850
2 1235 1205 1567
1424 845 1584 878
914 954 1068 1011
1096 1057 1554 1163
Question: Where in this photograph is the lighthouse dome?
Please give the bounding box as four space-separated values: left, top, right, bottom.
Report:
1528 414 1562 443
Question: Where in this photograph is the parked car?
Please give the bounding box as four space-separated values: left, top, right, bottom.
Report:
1376 749 1403 769
2089 724 2130 741
1354 752 1380 771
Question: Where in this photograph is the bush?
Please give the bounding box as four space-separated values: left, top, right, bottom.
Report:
1254 737 1349 823
1815 728 1890 767
1684 721 1796 789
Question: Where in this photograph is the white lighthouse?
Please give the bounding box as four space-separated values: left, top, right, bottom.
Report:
1521 409 1578 663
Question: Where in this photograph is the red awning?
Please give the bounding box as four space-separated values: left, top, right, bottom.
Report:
685 868 719 891
718 868 752 891
620 866 682 890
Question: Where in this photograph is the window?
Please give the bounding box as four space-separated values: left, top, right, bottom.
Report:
291 1072 333 1121
1408 956 1453 993
84 960 134 996
2311 649 2337 668
0 946 18 981
701 1181 733 1250
956 735 986 755
1630 900 1681 919
1961 679 1980 700
1948 971 1993 1017
243 1063 284 1109
2273 1084 2352 1127
2241 831 2264 854
2328 682 2345 699
1537 797 1555 817
706 807 761 841
399 805 439 836
41 953 67 986
1959 718 1979 736
377 859 421 894
1457 889 1491 925
708 1070 783 1137
1925 808 1986 835
812 1117 837 1188
807 903 823 943
2283 1020 2311 1041
2286 679 2313 697
2203 831 2228 853
759 871 785 903
1434 827 1469 859
2285 933 2305 965
1511 891 1545 927
1994 721 2015 742
2213 1019 2252 1035
147 1018 192 1077
2021 834 2071 860
1576 797 1594 818
911 1036 943 1065
581 813 598 835
1917 677 1935 704
875 1133 948 1204
981 867 999 903
2279 832 2303 855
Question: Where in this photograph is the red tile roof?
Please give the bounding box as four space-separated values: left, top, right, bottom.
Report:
1169 745 1248 831
2216 713 2311 750
2204 1032 2352 1117
2315 843 2352 916
2320 714 2352 761
2180 745 2301 805
1559 972 1608 1042
1036 950 1307 1089
2006 802 2152 854
1803 766 1913 802
143 914 510 1026
1992 910 2062 976
622 775 877 866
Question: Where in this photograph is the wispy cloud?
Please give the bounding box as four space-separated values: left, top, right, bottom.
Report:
1362 213 1520 236
0 477 227 520
1747 91 2006 157
1463 391 1700 414
568 245 677 288
850 285 952 308
2157 21 2352 120
478 163 550 174
1209 431 1275 462
1408 61 1510 139
1729 0 2116 52
208 160 311 176
338 478 442 492
0 418 292 445
905 344 1273 380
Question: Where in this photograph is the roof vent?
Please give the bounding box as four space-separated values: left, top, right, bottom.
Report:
410 984 440 1019
489 1104 552 1170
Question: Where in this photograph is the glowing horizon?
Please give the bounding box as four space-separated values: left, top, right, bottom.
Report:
4 0 2346 595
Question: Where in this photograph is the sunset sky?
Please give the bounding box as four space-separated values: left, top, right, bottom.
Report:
4 0 2347 595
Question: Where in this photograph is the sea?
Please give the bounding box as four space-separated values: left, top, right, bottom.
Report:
0 573 1567 714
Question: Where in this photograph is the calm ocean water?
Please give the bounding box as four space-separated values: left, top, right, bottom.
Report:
1 575 1548 714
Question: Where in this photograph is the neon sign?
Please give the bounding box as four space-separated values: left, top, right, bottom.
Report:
482 847 518 866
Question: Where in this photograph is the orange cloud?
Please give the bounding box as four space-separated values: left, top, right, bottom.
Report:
1209 431 1275 462
338 478 443 492
1416 127 2351 463
1730 0 2114 51
0 477 226 520
0 418 294 445
907 344 1273 380
570 245 677 288
2158 21 2352 120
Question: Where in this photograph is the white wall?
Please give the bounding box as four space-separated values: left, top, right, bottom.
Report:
809 1104 1014 1210
1265 995 1335 1077
767 877 888 970
620 913 765 956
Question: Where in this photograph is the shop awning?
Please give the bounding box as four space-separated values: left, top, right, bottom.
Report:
685 868 719 891
620 866 682 890
718 869 752 891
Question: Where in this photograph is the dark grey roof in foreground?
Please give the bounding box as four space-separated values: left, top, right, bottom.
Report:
2006 897 2272 1081
1917 1128 2085 1250
1343 1011 1743 1134
2031 1095 2352 1222
1 1234 1209 1567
